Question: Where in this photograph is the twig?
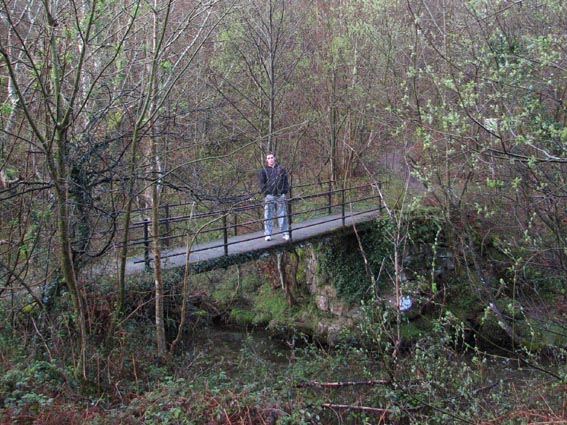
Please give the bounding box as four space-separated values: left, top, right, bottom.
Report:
296 379 390 388
321 403 390 415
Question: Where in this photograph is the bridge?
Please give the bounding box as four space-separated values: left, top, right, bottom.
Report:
118 180 383 275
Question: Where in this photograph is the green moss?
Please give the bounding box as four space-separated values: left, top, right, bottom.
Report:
401 317 433 340
228 308 257 326
524 319 567 350
254 284 288 321
209 266 263 303
442 277 481 321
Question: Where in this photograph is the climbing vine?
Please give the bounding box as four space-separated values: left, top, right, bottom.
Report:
317 209 446 304
317 222 390 303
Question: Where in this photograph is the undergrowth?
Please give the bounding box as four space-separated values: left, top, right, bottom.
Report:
2 286 567 424
2 218 567 423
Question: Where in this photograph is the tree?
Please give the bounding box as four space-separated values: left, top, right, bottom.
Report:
1 0 228 366
210 0 306 158
0 0 123 378
402 0 567 341
132 0 227 357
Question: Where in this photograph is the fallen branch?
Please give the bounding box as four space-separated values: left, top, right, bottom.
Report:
321 403 390 415
296 379 390 388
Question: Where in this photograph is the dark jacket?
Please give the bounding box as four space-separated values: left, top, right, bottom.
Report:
258 164 289 196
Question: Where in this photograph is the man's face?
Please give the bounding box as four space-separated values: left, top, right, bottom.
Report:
266 154 276 167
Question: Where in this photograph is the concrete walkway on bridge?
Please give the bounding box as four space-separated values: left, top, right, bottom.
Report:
124 209 381 275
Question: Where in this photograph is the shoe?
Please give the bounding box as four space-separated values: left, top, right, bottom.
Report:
282 233 290 241
265 235 272 241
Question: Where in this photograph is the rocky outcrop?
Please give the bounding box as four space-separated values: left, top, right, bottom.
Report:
304 249 361 345
304 238 456 345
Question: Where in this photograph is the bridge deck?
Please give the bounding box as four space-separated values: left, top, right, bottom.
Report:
124 209 380 275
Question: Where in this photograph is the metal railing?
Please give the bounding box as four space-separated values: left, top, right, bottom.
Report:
123 180 382 268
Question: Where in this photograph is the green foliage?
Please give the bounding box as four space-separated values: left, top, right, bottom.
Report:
228 307 258 326
317 225 391 303
353 303 567 423
317 209 445 303
1 360 69 411
1 287 566 424
209 266 262 303
2 0 567 422
254 284 289 325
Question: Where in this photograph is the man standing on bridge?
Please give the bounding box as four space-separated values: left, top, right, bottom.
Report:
258 152 290 241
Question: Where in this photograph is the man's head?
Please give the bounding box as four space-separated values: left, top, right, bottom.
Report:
265 153 276 167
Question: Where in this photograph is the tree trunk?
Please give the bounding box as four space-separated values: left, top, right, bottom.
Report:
53 131 87 379
277 252 296 306
152 175 166 356
56 189 87 379
150 0 167 358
